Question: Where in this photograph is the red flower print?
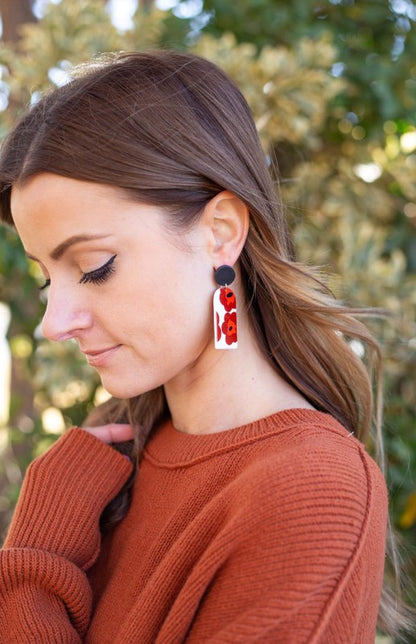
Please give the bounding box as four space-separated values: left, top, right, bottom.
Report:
215 312 221 342
219 287 236 312
221 312 237 345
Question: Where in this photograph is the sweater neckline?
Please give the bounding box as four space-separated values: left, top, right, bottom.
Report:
143 408 344 468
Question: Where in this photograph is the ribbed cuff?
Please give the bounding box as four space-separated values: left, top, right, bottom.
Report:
3 428 133 570
0 547 92 635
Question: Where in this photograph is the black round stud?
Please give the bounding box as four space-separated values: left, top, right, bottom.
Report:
214 265 235 286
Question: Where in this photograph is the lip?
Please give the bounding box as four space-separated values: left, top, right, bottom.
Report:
83 345 121 367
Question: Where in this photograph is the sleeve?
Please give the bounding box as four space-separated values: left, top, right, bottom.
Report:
0 428 133 642
184 441 388 644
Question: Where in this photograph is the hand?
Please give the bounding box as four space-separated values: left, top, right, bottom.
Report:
82 423 134 444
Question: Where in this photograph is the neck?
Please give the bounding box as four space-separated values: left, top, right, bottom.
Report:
164 318 314 435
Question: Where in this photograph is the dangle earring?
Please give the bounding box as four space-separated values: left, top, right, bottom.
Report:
213 265 238 349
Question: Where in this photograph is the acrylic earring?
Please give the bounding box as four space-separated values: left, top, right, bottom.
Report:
213 265 238 349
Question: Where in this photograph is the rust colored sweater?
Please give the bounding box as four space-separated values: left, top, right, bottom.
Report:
0 409 388 643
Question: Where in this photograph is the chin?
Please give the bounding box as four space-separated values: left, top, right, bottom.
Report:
99 375 159 400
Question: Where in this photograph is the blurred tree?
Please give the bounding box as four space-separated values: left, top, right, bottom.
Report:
0 0 36 43
0 0 415 625
189 0 416 133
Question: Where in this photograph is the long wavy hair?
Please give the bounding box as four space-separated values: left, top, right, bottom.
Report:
0 50 411 637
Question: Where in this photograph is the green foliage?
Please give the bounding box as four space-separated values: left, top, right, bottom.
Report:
189 0 416 135
0 1 415 618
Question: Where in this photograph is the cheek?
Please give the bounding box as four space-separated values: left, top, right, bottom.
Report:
119 260 214 345
166 260 214 326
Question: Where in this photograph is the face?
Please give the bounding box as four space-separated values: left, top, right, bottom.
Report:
11 173 216 398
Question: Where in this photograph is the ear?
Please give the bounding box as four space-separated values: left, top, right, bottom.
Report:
202 191 249 268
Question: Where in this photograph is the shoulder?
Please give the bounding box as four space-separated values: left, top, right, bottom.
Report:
209 414 388 642
232 411 388 532
220 413 388 589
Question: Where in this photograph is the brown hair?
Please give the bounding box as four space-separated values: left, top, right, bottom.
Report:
0 50 411 636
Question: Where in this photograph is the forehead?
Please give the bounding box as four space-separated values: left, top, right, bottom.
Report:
11 173 122 219
10 174 120 254
12 173 139 236
10 172 183 260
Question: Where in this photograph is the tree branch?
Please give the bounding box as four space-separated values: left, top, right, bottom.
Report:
0 0 37 43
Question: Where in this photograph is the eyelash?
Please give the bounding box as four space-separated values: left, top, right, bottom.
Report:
79 254 117 285
38 255 117 290
39 279 50 291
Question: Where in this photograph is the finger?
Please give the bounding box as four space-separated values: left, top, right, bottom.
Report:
82 423 135 443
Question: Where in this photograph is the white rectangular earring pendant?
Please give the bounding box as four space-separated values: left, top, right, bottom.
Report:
213 286 238 349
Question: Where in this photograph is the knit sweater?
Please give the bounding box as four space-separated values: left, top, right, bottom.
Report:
0 409 387 643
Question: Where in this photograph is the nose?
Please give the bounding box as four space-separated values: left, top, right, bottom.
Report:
41 286 92 342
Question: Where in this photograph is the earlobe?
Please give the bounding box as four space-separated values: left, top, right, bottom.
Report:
204 191 249 266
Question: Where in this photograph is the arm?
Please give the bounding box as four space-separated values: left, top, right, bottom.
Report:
0 428 132 642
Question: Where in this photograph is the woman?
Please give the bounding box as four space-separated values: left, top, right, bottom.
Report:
0 50 393 642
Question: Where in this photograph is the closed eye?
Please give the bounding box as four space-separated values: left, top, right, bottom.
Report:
79 254 117 285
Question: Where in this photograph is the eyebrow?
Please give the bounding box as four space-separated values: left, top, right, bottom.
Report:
26 234 111 262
